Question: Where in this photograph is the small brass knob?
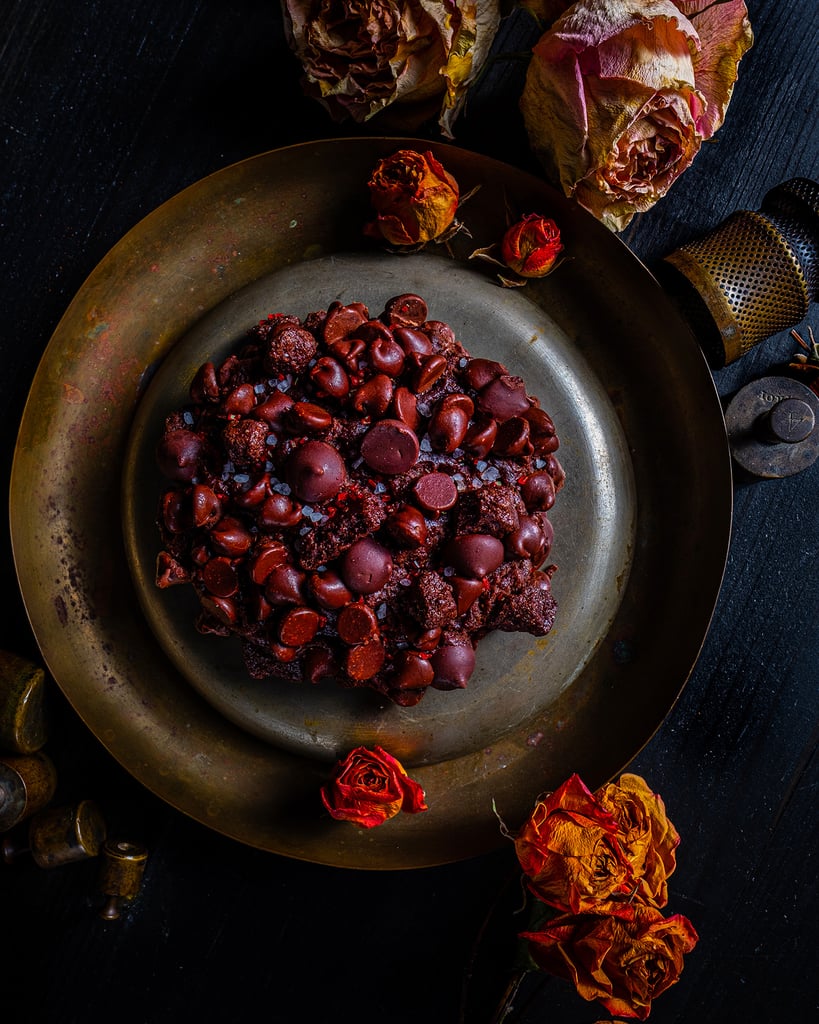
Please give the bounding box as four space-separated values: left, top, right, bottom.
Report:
3 799 107 868
97 838 149 920
0 650 50 754
0 751 57 832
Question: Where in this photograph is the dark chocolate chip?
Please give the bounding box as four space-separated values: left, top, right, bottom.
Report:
202 557 239 598
393 651 435 691
428 403 469 452
345 639 386 680
285 440 346 503
337 603 379 644
157 429 203 482
308 570 353 610
360 419 420 475
385 504 428 548
209 517 253 557
430 644 476 689
340 538 393 594
278 606 322 646
191 484 221 528
463 358 505 391
521 471 556 511
264 565 306 606
446 534 504 578
249 542 289 585
310 356 350 400
259 492 302 529
383 293 428 327
414 472 458 512
477 375 531 422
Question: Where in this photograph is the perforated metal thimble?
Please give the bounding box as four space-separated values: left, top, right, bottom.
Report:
660 178 819 367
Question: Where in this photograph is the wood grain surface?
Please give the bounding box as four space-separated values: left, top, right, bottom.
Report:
2 2 817 1021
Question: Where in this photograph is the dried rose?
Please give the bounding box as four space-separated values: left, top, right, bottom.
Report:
280 1 501 137
321 744 428 828
514 773 636 916
366 149 460 247
598 772 680 910
520 0 754 230
521 905 699 1020
500 213 563 278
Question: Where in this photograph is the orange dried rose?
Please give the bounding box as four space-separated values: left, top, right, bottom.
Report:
366 149 460 247
500 214 563 278
514 773 636 916
320 744 427 828
598 772 680 910
521 905 699 1021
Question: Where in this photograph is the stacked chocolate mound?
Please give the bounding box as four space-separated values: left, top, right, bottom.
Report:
155 293 564 706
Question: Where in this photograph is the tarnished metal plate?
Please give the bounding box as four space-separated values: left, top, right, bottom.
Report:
10 139 732 868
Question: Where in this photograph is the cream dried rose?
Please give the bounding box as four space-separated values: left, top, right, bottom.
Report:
520 0 754 230
281 0 501 137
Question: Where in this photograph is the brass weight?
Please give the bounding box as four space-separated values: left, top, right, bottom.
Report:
2 798 107 867
0 649 50 754
0 751 57 832
97 838 149 919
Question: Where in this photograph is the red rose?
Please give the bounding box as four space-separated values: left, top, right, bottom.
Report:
366 149 460 247
500 214 563 278
321 745 427 828
522 905 699 1020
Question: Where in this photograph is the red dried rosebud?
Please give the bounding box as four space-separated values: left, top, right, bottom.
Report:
501 213 563 278
320 745 427 828
366 149 459 247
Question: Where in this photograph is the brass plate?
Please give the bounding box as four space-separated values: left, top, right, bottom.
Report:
10 140 732 868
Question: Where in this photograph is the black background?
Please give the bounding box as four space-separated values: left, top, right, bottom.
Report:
2 3 818 1022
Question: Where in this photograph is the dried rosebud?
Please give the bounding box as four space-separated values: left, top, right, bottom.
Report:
280 1 501 138
320 745 427 828
521 905 698 1021
366 149 459 247
520 0 754 230
501 214 563 278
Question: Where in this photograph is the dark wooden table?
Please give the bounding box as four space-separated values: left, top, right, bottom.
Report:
2 3 817 1022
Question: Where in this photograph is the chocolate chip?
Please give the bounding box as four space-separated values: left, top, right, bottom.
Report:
264 565 306 606
156 429 202 482
385 504 428 548
285 440 346 503
209 517 253 557
223 383 257 416
521 471 556 511
430 643 476 690
337 603 379 644
463 358 505 391
393 651 434 691
322 302 367 345
202 557 239 598
308 570 353 610
393 326 432 364
351 373 394 417
428 403 469 453
161 490 187 534
414 472 458 512
302 646 336 684
287 401 333 434
345 639 386 680
392 386 419 430
253 391 293 429
462 414 497 457
259 492 302 529
383 293 428 327
249 542 289 585
191 484 221 528
189 361 219 403
278 606 322 646
450 576 484 615
368 335 405 377
340 538 393 594
310 356 350 401
505 516 548 564
493 416 533 457
446 534 504 578
360 419 420 475
414 353 447 392
477 375 531 422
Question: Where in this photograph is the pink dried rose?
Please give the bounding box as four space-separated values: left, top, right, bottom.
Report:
280 0 501 137
520 0 754 230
